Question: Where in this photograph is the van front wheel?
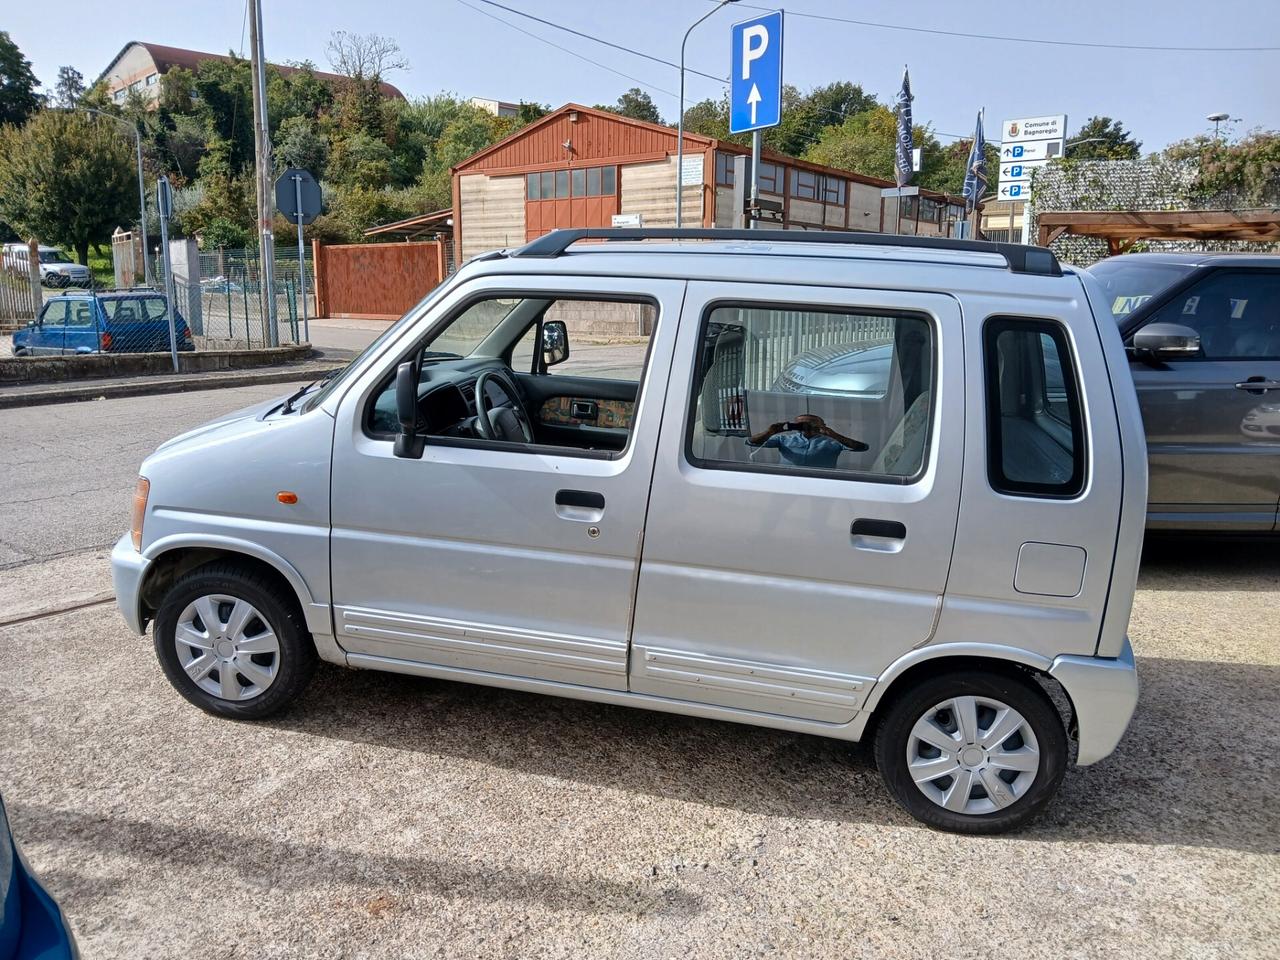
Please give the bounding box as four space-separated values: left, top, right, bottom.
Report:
873 670 1067 834
153 563 317 720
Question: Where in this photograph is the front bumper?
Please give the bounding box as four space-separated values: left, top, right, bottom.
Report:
110 533 151 635
1049 637 1139 765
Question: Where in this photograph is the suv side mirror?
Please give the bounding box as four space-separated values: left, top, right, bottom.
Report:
541 320 569 368
1132 322 1200 359
392 361 425 459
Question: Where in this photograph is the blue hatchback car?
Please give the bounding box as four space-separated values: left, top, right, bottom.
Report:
12 290 193 356
0 795 79 959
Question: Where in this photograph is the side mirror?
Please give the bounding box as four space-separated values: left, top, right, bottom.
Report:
392 361 425 459
1132 322 1201 359
541 320 569 368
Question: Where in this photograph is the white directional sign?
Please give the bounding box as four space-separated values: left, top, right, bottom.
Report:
730 10 783 134
999 140 1061 162
999 160 1048 183
998 114 1067 202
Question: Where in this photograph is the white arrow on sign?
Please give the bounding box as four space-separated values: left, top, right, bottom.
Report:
747 84 762 125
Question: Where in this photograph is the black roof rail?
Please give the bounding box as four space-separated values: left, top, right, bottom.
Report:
510 227 1062 276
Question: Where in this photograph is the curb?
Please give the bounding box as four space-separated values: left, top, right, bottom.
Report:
0 362 345 409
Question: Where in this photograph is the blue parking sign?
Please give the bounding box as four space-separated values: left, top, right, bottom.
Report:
730 10 783 134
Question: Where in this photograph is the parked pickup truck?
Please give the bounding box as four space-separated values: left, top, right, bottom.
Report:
12 290 193 356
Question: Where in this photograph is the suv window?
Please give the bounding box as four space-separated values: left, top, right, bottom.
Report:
1144 271 1280 359
67 300 96 327
687 304 934 481
511 301 655 381
40 301 69 327
985 317 1085 497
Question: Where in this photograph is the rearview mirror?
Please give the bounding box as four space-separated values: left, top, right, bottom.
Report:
1132 322 1200 359
541 320 569 368
393 361 425 459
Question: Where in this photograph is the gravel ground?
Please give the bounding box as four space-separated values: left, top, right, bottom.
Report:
0 540 1277 959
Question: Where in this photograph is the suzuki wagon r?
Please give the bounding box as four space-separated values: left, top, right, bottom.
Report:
113 228 1146 834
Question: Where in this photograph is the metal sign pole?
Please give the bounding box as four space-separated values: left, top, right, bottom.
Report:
157 176 179 372
293 174 309 342
749 130 761 230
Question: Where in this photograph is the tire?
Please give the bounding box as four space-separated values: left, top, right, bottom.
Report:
153 561 317 720
873 670 1067 834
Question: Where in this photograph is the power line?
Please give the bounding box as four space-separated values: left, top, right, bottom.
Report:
452 0 682 101
472 0 729 82
720 0 1280 52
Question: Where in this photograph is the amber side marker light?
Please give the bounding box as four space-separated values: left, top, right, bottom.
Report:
277 491 298 504
130 477 150 551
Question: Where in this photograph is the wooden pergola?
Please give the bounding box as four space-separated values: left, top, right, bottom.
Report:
1037 208 1280 255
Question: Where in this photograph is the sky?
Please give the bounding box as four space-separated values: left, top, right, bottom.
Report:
6 0 1279 150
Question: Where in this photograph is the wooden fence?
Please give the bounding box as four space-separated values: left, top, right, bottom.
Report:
0 267 41 326
312 240 447 321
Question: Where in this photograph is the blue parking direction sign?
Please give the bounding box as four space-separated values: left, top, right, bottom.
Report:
730 10 783 134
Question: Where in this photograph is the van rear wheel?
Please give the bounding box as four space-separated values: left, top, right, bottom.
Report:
153 562 316 720
873 670 1066 834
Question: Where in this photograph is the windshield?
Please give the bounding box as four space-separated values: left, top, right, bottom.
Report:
301 270 467 414
39 250 72 264
1087 259 1197 320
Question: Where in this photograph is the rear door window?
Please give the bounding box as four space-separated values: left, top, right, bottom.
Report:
984 317 1085 497
686 304 934 481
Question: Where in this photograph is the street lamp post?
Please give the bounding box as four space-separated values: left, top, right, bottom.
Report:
676 0 737 228
83 107 152 286
1207 112 1231 141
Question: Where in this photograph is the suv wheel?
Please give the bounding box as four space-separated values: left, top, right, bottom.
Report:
873 670 1067 834
153 562 317 719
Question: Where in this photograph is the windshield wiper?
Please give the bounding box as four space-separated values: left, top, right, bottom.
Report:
281 367 341 414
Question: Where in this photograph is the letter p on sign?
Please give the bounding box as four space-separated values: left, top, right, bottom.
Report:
741 25 768 79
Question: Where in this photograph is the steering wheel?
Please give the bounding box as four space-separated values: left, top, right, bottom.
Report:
473 369 535 443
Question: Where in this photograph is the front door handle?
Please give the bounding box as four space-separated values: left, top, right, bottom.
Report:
1235 377 1280 394
555 489 605 522
850 518 906 539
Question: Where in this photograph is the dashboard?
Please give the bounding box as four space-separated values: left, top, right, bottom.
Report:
367 359 516 437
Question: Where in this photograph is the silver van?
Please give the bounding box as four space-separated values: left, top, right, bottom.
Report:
112 229 1146 834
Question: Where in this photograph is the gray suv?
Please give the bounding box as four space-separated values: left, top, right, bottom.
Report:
1088 253 1280 532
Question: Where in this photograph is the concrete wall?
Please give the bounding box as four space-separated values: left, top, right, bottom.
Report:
849 183 882 229
458 174 526 262
619 157 701 228
545 300 656 340
0 344 314 386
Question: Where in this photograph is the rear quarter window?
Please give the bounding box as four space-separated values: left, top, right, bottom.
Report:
984 317 1086 498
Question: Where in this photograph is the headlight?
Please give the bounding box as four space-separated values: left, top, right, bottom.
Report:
131 477 150 550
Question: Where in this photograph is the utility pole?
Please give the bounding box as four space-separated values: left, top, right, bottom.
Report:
248 0 278 345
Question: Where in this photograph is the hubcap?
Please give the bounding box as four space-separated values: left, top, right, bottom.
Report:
174 594 280 701
906 695 1040 816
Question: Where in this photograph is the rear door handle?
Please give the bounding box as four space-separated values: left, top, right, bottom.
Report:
850 518 907 539
1235 378 1280 393
555 489 605 522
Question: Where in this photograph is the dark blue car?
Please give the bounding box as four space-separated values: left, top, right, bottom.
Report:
0 795 79 959
12 291 193 356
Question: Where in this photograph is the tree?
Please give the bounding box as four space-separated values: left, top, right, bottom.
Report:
275 117 329 178
0 31 41 126
1165 130 1280 203
54 66 85 108
598 88 662 125
681 95 731 140
0 111 136 265
1068 116 1141 160
326 31 408 79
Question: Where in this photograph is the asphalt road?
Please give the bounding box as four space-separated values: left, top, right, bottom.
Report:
0 381 309 566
